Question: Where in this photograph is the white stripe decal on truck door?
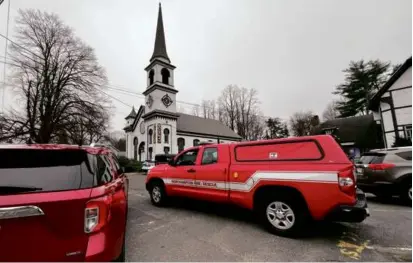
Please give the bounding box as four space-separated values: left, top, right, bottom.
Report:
162 171 338 192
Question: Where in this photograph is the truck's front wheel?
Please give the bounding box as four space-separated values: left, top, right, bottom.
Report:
149 181 167 207
258 195 308 237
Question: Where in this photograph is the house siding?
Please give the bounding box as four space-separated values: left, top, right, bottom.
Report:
377 66 412 148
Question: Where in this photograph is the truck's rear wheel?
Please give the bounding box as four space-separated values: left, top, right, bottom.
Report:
258 195 308 237
149 181 167 207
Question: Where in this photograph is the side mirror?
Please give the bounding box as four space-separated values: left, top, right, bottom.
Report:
168 159 175 166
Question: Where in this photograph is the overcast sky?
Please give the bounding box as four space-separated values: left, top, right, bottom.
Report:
0 0 411 132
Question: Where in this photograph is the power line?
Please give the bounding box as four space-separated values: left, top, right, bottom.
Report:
103 84 276 120
0 33 44 61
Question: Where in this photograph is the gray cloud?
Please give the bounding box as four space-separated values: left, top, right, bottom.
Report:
0 0 411 131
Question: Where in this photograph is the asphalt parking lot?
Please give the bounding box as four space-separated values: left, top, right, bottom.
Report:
125 173 412 262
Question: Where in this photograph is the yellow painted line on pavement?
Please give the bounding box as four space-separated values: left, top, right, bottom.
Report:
337 232 370 260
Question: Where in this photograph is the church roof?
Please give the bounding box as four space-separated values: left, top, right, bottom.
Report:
124 108 242 140
177 113 242 140
150 3 170 63
125 107 137 119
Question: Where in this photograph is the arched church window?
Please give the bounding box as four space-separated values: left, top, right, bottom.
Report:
161 68 170 85
148 129 153 144
193 139 200 146
148 147 153 160
133 137 138 160
149 69 154 85
177 137 185 152
164 128 170 143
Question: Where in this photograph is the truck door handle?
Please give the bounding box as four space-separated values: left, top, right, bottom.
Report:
187 168 196 173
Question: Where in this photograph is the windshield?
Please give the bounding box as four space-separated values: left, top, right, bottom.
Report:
359 152 386 164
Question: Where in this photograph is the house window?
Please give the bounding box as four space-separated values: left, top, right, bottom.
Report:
404 125 412 140
164 146 170 154
148 129 153 144
164 128 170 143
177 137 185 152
193 139 200 146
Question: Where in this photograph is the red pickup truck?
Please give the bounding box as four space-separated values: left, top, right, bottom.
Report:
146 135 369 236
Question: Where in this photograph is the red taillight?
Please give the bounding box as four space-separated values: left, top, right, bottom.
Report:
84 195 112 234
338 166 356 197
368 163 395 170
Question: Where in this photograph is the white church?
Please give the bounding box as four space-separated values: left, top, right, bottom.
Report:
124 4 242 161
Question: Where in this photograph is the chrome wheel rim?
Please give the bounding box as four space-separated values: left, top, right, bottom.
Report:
409 187 412 200
266 201 295 230
152 186 161 203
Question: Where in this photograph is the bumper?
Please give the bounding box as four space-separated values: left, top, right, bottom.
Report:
357 181 395 194
325 189 370 223
84 231 124 262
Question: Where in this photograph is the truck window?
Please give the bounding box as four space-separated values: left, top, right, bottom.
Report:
201 147 218 165
175 149 199 166
234 140 323 162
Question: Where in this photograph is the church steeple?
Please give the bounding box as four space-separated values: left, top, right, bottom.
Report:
150 3 170 63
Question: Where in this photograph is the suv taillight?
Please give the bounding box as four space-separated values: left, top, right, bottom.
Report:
338 166 356 197
368 163 395 170
84 195 112 233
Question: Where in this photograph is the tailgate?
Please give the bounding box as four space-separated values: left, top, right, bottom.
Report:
0 190 92 261
0 148 96 261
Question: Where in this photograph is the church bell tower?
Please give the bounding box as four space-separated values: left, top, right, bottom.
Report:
142 3 179 158
143 3 178 115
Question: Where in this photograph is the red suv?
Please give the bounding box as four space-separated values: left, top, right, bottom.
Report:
0 144 129 262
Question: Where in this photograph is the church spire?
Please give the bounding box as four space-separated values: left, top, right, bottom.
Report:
150 3 170 63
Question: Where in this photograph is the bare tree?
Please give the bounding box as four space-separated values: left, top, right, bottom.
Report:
217 85 239 130
199 99 217 119
289 111 319 136
216 85 264 140
191 104 200 117
322 101 339 121
0 9 110 144
177 105 186 114
234 87 260 140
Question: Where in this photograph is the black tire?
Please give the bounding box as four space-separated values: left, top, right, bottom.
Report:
257 194 309 237
149 180 167 207
399 182 412 204
374 191 392 200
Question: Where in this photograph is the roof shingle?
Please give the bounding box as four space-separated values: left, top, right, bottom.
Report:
177 113 242 140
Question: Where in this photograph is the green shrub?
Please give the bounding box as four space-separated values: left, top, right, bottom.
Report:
117 156 130 167
117 156 142 173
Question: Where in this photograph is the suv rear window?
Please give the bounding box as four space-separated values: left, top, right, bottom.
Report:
0 149 95 193
396 150 412 161
360 152 385 164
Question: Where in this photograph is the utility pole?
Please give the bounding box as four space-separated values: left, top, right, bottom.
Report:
1 0 11 114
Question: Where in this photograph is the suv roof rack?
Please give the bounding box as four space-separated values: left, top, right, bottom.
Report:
370 146 412 152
